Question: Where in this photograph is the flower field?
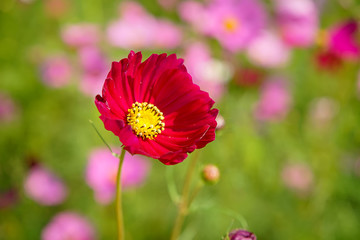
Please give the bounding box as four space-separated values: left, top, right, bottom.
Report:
0 0 360 239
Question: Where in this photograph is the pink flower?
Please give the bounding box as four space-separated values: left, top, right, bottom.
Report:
183 42 233 101
24 166 67 206
282 163 313 194
42 212 95 240
274 0 318 47
79 46 107 74
107 2 182 49
328 20 359 60
78 46 109 97
61 24 100 48
86 148 151 204
41 56 72 88
254 78 291 121
247 30 291 68
204 0 266 52
178 1 208 34
0 92 18 123
80 73 108 97
107 12 156 49
153 20 183 49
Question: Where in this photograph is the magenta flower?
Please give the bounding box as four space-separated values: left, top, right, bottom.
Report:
254 78 291 122
328 20 359 60
95 51 218 165
228 229 257 240
315 20 359 70
274 0 318 47
42 212 95 240
281 163 313 194
357 69 360 98
41 56 72 88
204 0 266 52
61 23 100 48
86 148 151 204
24 166 67 206
247 30 291 68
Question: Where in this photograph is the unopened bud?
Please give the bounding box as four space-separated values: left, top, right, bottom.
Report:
202 164 220 184
228 229 256 240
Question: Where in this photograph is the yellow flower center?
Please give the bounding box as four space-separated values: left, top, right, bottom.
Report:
223 16 239 33
127 102 165 140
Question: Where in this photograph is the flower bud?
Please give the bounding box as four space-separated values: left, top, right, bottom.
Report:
228 229 256 240
201 164 220 184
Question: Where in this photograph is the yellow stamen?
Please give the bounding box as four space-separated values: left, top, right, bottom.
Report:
223 17 239 33
127 102 165 140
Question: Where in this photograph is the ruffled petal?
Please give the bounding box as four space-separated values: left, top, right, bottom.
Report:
119 125 141 154
99 115 126 138
101 79 128 117
132 53 185 103
158 151 188 165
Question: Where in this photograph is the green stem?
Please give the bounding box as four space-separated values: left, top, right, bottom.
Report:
116 148 126 240
187 181 204 208
170 151 201 240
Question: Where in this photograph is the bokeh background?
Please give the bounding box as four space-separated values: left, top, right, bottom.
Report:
1 0 360 239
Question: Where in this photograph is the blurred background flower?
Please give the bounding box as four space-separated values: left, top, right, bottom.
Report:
85 148 151 204
41 212 95 240
61 23 100 49
40 56 72 88
274 0 318 47
281 162 314 195
254 77 291 122
204 0 267 52
24 165 67 206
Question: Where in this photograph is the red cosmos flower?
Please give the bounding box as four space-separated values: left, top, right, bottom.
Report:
95 51 218 165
